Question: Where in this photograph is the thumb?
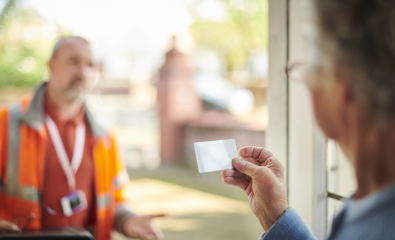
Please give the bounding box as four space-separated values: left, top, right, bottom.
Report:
232 158 261 177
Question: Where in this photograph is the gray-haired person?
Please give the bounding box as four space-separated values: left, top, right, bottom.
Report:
222 0 395 239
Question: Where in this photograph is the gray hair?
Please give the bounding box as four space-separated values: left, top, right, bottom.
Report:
313 0 395 124
51 36 90 58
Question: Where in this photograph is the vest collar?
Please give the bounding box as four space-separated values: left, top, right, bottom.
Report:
21 82 107 138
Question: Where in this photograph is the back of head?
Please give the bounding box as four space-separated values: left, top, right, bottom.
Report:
313 0 395 125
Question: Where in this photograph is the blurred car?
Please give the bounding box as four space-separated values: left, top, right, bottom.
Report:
193 72 255 115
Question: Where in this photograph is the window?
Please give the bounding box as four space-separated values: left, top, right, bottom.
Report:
268 0 356 238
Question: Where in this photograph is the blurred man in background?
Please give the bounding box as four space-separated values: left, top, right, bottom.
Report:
0 36 163 240
223 0 395 239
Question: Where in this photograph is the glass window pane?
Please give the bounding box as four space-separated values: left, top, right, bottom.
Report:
326 139 356 234
327 140 356 196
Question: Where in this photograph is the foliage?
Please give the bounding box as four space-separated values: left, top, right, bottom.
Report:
0 0 51 87
189 0 268 72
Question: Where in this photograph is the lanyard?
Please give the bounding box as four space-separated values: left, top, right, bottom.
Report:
45 115 85 192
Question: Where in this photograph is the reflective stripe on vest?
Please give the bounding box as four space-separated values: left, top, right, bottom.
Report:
0 104 40 202
115 203 133 215
97 192 111 208
113 171 129 189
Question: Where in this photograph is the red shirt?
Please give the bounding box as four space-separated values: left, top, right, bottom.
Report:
41 95 96 228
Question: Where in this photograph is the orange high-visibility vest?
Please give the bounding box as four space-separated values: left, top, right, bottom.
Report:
0 83 133 240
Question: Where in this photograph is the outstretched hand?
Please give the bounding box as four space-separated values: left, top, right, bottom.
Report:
0 220 20 232
222 146 288 231
123 214 165 240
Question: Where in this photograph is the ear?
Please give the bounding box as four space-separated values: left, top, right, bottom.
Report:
47 58 54 75
334 64 354 106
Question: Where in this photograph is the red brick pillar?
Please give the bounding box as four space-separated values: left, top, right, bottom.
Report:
157 37 201 164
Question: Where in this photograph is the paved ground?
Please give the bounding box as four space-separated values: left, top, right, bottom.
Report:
113 166 264 240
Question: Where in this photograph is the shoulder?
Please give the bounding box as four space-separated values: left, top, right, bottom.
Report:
0 94 34 132
0 94 33 116
361 201 395 236
339 199 395 240
0 105 8 119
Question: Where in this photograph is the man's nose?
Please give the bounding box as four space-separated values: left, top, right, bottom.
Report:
76 63 91 77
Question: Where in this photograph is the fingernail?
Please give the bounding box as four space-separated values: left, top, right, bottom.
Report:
232 158 242 168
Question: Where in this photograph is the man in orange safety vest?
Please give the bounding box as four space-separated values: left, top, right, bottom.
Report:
0 36 164 240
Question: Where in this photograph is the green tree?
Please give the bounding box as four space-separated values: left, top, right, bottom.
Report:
189 0 268 72
0 0 50 87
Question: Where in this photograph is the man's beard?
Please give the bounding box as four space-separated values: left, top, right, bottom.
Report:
63 76 88 102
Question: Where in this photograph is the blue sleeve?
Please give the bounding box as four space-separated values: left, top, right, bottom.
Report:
258 207 317 240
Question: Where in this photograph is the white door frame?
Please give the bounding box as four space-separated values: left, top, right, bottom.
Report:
267 0 327 238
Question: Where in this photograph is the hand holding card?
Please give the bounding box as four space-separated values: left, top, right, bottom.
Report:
194 139 238 173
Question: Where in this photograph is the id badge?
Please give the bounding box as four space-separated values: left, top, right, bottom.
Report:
61 190 87 216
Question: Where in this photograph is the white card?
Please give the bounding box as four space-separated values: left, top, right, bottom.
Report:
194 139 238 173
